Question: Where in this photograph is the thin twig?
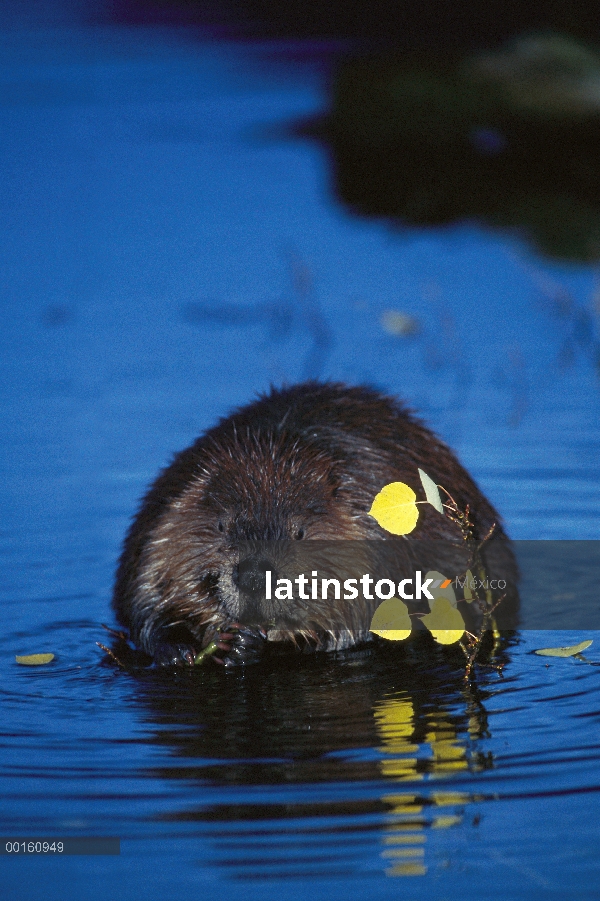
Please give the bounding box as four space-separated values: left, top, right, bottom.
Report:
101 623 128 641
96 642 126 668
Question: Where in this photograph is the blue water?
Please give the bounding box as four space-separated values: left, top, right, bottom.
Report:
1 6 600 900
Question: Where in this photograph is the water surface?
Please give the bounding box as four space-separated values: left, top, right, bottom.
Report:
1 12 599 901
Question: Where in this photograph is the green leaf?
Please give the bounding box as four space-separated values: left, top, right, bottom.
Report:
534 639 593 657
418 468 444 515
421 598 465 645
370 597 412 641
369 482 419 535
15 653 55 666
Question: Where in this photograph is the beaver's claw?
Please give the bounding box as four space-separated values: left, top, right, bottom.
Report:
153 639 198 666
214 624 267 667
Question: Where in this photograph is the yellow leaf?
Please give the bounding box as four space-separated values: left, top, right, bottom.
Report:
15 653 55 666
421 597 465 645
369 482 419 535
424 570 457 608
370 597 412 641
534 640 592 657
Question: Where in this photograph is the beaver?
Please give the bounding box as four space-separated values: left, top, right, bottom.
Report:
113 382 518 666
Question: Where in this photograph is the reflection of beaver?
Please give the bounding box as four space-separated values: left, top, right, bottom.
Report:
113 382 518 665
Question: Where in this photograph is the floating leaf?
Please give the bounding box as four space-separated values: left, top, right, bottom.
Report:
418 469 444 514
370 597 412 641
369 482 419 535
534 640 593 657
424 570 457 608
421 597 465 645
15 653 54 666
381 310 420 337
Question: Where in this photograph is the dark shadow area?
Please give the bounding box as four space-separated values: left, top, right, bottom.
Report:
97 1 600 261
100 0 600 49
301 35 600 260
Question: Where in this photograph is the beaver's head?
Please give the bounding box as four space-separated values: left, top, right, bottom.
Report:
138 427 375 644
200 430 373 633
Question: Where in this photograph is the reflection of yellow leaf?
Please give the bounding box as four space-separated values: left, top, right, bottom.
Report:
369 482 419 535
371 598 412 641
432 815 461 829
15 653 54 666
431 792 471 806
534 639 592 657
421 598 465 645
385 861 427 877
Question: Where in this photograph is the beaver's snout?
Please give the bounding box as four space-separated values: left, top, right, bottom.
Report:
233 555 278 625
233 556 275 599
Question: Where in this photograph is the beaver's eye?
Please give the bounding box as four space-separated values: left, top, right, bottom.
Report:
217 521 224 533
295 528 305 540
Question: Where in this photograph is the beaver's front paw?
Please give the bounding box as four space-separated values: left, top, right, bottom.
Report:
152 626 199 666
153 640 197 666
213 625 267 668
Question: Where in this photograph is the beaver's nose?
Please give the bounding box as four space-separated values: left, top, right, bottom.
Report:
233 556 275 600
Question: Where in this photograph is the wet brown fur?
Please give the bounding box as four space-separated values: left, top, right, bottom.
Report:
113 382 516 661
